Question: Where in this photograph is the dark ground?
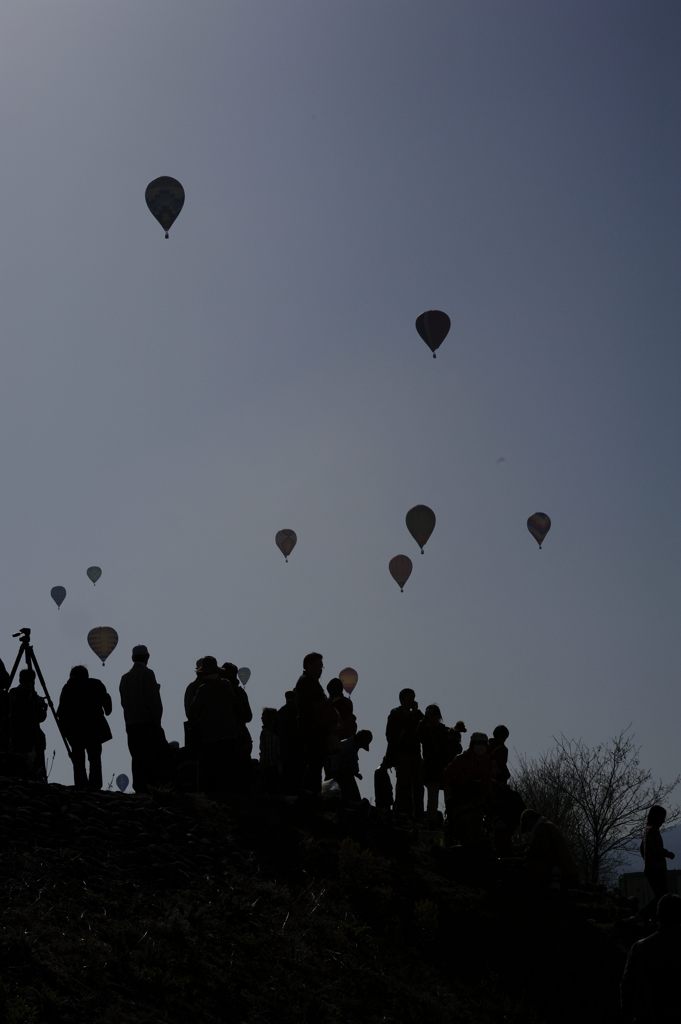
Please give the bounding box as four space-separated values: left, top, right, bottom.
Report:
0 778 639 1023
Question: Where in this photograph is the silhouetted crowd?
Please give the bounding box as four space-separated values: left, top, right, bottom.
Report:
2 647 680 1015
0 647 676 897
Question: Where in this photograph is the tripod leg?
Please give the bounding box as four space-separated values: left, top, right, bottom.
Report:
28 646 73 763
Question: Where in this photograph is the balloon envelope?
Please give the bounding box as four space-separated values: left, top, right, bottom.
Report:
415 310 450 358
275 529 297 562
50 586 66 609
527 512 551 549
86 566 102 585
116 774 129 792
389 554 413 592
339 667 358 694
406 505 436 553
87 626 119 665
145 176 185 238
237 667 251 685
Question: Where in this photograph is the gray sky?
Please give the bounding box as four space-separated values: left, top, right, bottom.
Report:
1 1 679 798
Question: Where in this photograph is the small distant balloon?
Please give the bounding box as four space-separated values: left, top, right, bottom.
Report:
86 566 102 585
50 586 66 609
389 555 413 592
406 505 436 554
527 512 551 549
415 310 450 358
237 667 251 685
145 176 185 238
116 774 129 792
339 667 358 694
275 529 297 562
87 626 119 665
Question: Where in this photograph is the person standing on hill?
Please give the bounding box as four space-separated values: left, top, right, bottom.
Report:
57 665 112 790
8 668 48 781
0 658 11 757
385 688 424 819
277 690 300 793
639 805 675 921
488 725 511 784
294 652 339 794
326 677 357 740
119 645 166 793
417 704 451 823
186 657 248 793
221 662 254 789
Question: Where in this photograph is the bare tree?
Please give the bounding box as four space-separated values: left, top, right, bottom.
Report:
514 730 680 884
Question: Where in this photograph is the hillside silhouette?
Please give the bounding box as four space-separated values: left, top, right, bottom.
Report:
0 778 646 1024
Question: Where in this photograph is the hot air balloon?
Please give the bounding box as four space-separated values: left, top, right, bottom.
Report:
145 176 185 238
389 554 413 592
415 310 450 358
237 667 251 685
527 513 551 549
86 566 102 585
116 773 129 792
87 626 118 665
50 586 66 609
406 505 436 553
275 529 297 562
339 667 358 695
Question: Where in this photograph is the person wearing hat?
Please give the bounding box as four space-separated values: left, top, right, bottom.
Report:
186 657 250 793
119 645 166 793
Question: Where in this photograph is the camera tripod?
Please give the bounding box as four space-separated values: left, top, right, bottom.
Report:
8 627 72 761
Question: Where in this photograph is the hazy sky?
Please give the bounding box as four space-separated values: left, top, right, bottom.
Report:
0 1 679 798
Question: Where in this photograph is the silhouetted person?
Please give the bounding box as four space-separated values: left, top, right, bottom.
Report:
187 657 249 793
444 732 495 844
183 658 205 753
277 690 300 793
331 730 373 802
640 805 675 921
385 684 421 819
294 652 338 794
57 665 112 790
519 809 579 889
385 688 424 818
621 894 681 1022
259 707 282 792
326 677 357 740
418 704 451 822
448 720 466 762
0 657 11 756
488 724 511 784
221 662 253 789
119 645 166 793
8 668 47 781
